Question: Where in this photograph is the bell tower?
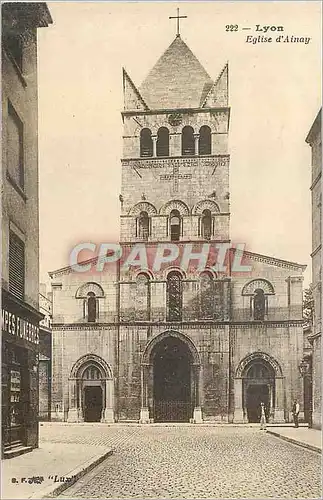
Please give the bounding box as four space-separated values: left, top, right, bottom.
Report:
120 34 230 246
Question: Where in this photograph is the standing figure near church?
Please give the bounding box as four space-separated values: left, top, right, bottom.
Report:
292 399 300 428
259 402 267 430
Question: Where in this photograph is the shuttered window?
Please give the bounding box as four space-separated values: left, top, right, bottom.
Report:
7 101 24 189
9 232 25 300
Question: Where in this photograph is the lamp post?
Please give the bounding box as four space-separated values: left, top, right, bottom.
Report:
299 356 313 428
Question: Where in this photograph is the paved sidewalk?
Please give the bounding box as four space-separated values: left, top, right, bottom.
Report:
1 442 112 499
267 426 322 453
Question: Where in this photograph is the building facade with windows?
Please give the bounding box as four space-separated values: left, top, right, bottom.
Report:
1 3 52 457
306 109 322 429
39 284 52 421
50 35 306 425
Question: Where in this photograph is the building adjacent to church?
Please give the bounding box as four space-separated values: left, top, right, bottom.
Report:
1 3 52 457
306 109 322 430
50 34 306 425
39 284 53 421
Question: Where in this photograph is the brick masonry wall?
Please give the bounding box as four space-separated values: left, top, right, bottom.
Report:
51 326 117 420
51 266 118 324
117 324 230 421
120 108 230 244
231 257 304 322
231 324 303 412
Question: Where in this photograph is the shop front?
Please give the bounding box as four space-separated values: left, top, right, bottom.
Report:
2 291 42 458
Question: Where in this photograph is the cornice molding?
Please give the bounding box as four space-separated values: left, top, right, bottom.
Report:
52 320 304 330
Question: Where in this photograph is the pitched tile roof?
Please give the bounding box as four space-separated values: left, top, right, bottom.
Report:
139 36 214 110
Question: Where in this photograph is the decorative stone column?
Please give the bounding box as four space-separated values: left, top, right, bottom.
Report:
67 379 79 422
192 365 203 423
194 133 199 156
268 383 274 422
152 135 158 157
101 379 115 423
233 378 245 423
140 364 150 423
274 377 285 422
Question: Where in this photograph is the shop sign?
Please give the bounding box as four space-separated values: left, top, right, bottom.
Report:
2 308 39 345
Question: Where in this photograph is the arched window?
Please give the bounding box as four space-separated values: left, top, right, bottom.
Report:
156 127 169 157
182 126 195 156
87 292 97 322
136 273 150 320
167 271 182 321
137 211 150 240
170 209 181 241
253 289 267 320
140 128 153 157
199 271 214 319
198 126 211 155
201 209 212 240
242 279 274 320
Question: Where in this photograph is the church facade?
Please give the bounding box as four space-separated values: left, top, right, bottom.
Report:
50 35 306 425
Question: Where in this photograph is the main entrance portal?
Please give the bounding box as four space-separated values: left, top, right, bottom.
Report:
153 337 193 422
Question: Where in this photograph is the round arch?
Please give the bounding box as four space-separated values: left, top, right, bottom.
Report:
68 354 115 423
141 330 200 366
199 268 218 279
75 282 105 299
133 269 155 280
235 351 283 378
242 279 275 296
70 354 113 380
193 199 220 215
164 267 186 280
129 201 157 217
159 199 190 216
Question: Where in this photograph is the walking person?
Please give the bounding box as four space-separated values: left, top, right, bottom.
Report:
259 402 267 430
292 399 300 428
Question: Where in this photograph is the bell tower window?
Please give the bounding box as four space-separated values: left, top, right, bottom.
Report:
199 126 211 155
170 209 181 241
182 126 194 156
140 128 153 157
137 211 150 240
201 209 212 240
156 127 169 157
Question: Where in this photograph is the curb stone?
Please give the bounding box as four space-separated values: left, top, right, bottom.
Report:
29 448 113 499
267 430 321 454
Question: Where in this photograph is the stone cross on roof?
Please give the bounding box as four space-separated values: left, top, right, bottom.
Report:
169 7 187 37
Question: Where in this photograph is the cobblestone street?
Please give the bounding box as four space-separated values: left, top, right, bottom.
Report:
53 425 322 499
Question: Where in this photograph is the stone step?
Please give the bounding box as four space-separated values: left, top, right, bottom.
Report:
3 445 33 459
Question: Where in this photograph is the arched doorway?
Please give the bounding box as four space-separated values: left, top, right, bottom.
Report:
82 364 103 422
243 361 275 422
140 331 201 423
67 355 114 423
235 353 285 423
153 336 193 422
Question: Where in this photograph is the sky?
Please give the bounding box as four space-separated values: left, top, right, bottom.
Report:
37 1 322 287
